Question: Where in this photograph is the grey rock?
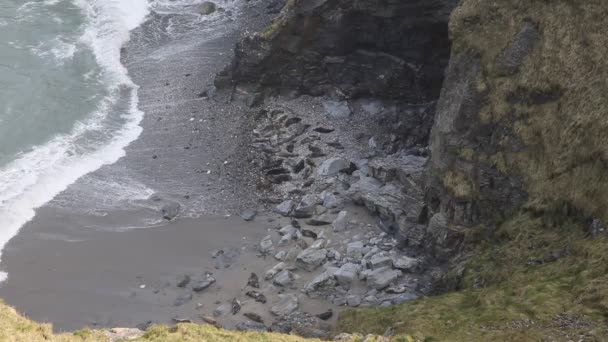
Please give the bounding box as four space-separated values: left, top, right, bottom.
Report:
279 224 298 236
271 312 329 338
239 209 257 221
387 292 419 305
332 210 349 232
213 303 231 317
273 270 295 287
317 158 349 176
274 200 294 216
367 267 402 290
259 235 274 254
198 1 216 15
271 294 299 316
265 262 286 280
392 256 420 272
322 192 344 209
309 239 326 250
346 295 361 307
174 293 192 306
496 20 540 76
370 256 393 269
334 263 359 288
296 248 327 271
323 100 352 119
293 194 318 218
346 241 364 259
274 250 287 261
235 321 267 332
304 267 338 296
161 201 181 221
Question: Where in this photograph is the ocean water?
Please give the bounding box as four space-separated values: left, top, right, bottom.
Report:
0 0 239 281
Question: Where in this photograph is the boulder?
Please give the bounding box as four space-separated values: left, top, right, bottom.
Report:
239 209 257 221
367 267 402 290
259 235 274 254
161 201 180 221
265 262 286 280
174 293 192 306
293 194 318 218
317 158 349 176
322 100 352 119
322 192 344 209
392 256 420 272
346 295 362 307
198 1 216 15
296 248 328 271
346 241 364 259
274 200 294 216
273 270 295 287
334 263 359 288
213 303 231 317
271 312 330 339
332 210 349 232
304 267 338 294
370 256 393 269
271 294 299 316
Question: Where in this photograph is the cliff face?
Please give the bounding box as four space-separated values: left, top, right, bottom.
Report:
430 1 608 227
217 0 456 103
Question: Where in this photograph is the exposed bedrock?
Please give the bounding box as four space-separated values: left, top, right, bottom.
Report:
216 0 456 103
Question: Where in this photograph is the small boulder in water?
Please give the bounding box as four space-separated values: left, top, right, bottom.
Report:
161 201 181 221
198 2 217 15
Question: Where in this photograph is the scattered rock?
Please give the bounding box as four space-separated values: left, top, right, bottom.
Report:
346 241 364 259
370 256 393 269
239 209 257 221
198 1 217 15
334 263 359 288
246 291 267 304
332 210 349 232
274 250 287 261
259 235 274 254
105 328 144 341
293 194 318 218
271 294 299 316
213 303 231 317
271 311 330 339
161 201 181 221
346 295 362 307
247 272 260 288
322 192 344 209
304 268 338 297
323 100 352 119
273 270 295 287
274 200 294 216
367 267 402 290
318 158 349 176
296 248 328 271
392 256 420 272
265 262 286 280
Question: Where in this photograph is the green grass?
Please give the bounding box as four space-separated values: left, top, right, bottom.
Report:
337 213 608 341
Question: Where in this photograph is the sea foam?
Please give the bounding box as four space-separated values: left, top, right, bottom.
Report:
0 0 150 281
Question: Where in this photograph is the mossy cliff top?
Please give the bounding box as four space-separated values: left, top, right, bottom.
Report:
430 0 608 225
